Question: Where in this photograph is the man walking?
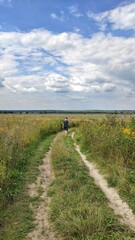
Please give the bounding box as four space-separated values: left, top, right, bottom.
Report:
63 117 68 136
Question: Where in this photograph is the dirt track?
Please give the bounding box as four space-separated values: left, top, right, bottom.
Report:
72 132 135 233
27 147 56 240
27 132 135 239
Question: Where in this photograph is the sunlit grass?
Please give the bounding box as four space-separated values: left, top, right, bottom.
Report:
0 115 62 206
0 135 55 240
77 115 135 213
50 133 133 239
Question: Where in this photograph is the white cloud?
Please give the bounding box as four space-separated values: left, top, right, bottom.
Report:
50 11 65 21
73 27 80 33
69 5 83 18
87 3 135 31
0 54 19 77
0 29 135 104
29 66 42 72
4 74 45 92
13 84 37 93
44 73 70 93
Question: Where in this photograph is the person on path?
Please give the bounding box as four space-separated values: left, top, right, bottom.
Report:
63 117 68 136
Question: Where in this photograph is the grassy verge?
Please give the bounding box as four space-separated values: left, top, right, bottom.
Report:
0 134 55 240
49 133 134 240
75 129 135 215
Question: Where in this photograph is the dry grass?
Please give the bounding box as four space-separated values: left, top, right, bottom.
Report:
49 133 133 239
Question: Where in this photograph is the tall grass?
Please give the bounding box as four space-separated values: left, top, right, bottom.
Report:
0 134 55 240
0 115 62 207
50 133 133 239
77 115 135 212
0 114 79 206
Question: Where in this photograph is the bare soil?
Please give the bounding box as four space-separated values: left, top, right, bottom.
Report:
72 132 135 233
27 147 57 240
26 131 135 239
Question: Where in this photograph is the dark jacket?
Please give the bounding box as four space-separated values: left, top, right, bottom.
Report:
63 119 68 130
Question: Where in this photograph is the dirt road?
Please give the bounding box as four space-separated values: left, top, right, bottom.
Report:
27 147 57 240
72 132 135 233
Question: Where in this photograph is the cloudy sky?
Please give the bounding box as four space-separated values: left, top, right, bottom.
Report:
0 0 135 110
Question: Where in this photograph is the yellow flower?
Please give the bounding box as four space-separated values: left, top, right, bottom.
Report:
123 128 131 135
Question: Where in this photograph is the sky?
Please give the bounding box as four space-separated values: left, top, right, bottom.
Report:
0 0 135 110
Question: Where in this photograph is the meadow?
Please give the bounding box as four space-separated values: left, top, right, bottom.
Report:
0 114 134 239
76 115 135 213
0 115 63 206
50 133 133 239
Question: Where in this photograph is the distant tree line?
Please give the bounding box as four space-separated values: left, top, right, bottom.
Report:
0 110 135 114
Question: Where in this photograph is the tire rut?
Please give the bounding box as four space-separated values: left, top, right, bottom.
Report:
72 132 135 234
27 146 57 240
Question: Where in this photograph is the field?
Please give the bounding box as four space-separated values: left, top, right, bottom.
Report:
0 114 135 240
76 115 135 213
0 115 62 205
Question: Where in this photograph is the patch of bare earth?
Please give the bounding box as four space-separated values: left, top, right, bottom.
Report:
27 147 57 240
72 132 135 234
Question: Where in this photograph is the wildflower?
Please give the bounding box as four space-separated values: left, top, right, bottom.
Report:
123 128 131 135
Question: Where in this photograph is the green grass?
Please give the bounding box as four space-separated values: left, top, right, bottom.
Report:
49 133 134 240
0 134 55 240
75 129 135 215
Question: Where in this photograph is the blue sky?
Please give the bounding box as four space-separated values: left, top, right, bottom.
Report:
0 0 135 110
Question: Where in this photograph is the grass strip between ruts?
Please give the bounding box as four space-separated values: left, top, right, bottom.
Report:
0 134 55 240
49 133 134 240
